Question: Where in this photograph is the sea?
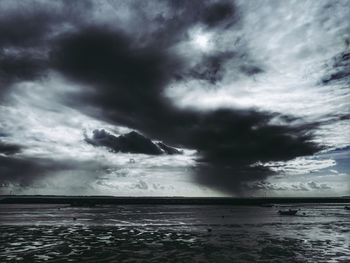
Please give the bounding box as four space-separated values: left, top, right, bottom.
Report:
0 204 349 262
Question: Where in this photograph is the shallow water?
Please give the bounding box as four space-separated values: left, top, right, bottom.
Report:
0 204 349 262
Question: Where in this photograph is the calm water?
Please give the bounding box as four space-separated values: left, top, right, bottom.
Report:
0 204 349 262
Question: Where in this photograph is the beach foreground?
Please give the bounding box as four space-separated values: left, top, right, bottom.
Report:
0 203 349 262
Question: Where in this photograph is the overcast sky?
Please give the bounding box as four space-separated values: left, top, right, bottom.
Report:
0 0 349 196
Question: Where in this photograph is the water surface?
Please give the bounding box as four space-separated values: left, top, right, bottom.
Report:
0 204 349 262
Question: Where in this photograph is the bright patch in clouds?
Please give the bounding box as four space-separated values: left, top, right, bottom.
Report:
192 30 212 51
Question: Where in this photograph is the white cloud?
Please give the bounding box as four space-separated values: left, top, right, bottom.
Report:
254 157 336 175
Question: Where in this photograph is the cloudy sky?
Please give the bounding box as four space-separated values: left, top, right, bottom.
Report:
0 0 349 196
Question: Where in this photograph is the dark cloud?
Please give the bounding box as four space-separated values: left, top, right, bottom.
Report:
201 1 237 27
185 110 319 163
184 110 320 193
51 26 181 108
0 0 93 97
0 141 21 155
0 52 46 93
196 164 274 194
85 129 181 155
0 8 51 95
0 0 240 95
0 0 94 49
0 9 54 48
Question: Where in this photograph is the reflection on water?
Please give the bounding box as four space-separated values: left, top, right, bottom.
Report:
0 204 349 262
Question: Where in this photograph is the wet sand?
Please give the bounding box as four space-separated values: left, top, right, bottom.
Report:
1 204 349 262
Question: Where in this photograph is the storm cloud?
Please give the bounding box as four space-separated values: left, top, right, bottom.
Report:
50 23 320 192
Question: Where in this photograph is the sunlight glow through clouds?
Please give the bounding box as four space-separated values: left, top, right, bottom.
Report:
191 30 212 51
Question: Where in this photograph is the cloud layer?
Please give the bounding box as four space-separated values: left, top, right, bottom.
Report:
0 0 349 195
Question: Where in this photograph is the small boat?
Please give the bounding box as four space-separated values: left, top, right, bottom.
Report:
278 209 298 216
345 206 350 210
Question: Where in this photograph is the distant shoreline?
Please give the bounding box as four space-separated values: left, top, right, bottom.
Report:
1 196 349 206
